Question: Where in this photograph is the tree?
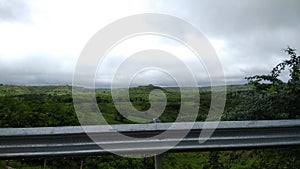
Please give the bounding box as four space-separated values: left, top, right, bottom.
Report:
225 47 300 120
222 47 300 169
246 47 300 93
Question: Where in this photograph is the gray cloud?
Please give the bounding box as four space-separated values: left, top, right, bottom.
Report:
153 0 300 84
0 0 30 22
1 0 299 87
175 0 300 35
0 55 74 85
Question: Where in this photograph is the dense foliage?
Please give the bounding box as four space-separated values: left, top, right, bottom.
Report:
224 47 300 120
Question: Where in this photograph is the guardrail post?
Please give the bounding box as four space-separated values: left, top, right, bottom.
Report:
153 118 163 169
80 160 83 169
43 159 47 169
155 154 163 169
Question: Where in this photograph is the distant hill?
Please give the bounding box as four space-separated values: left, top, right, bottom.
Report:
0 84 253 96
164 84 253 93
0 85 72 96
199 84 254 92
129 84 167 94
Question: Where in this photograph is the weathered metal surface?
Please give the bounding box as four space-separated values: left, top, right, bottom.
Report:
0 120 299 159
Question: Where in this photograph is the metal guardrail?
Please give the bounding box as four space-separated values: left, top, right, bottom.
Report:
0 120 300 159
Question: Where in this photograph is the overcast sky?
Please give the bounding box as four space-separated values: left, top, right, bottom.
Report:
0 0 299 87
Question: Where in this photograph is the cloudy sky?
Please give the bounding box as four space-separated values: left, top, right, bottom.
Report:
0 0 299 87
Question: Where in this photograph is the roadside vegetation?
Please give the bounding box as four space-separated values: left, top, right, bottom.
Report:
0 47 299 169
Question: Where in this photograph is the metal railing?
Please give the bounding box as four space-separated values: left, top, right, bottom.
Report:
1 120 300 160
